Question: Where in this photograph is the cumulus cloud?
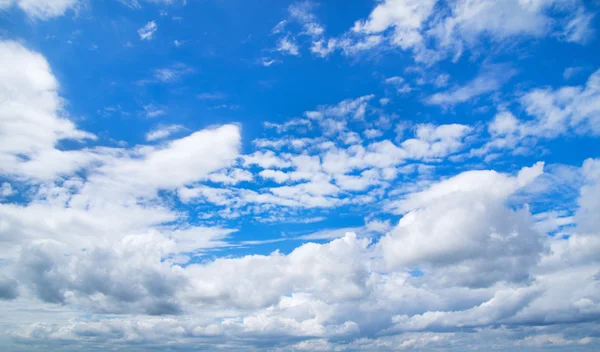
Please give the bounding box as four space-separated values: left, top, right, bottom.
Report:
2 31 600 351
381 163 546 287
473 69 600 157
273 0 595 64
0 40 97 180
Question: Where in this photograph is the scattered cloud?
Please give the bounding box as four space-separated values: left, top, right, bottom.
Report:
145 124 184 141
426 64 515 105
138 20 157 40
0 0 79 19
153 63 194 83
2 1 600 350
196 92 226 100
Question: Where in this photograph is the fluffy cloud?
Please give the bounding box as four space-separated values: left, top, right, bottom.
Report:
380 163 545 287
520 69 600 137
4 159 600 350
274 0 595 64
472 69 600 157
2 20 600 350
0 40 97 180
352 0 436 50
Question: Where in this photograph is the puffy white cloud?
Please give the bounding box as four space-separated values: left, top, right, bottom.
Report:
380 163 545 287
3 39 600 351
474 69 600 157
520 68 600 137
4 158 600 350
575 158 600 233
74 124 240 201
184 233 371 308
292 0 595 64
0 40 97 180
352 0 436 50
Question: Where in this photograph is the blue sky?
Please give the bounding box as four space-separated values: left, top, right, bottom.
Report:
1 0 600 351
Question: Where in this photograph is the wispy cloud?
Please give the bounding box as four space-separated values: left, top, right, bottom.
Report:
142 104 165 118
197 92 226 100
146 124 185 141
425 65 516 106
153 63 194 83
138 21 157 40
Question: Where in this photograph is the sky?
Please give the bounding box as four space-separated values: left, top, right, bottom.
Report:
0 0 600 350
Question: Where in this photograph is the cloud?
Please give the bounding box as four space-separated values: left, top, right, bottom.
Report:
290 0 596 64
138 21 157 40
196 92 226 100
352 0 436 50
142 104 165 118
0 40 97 180
145 124 184 141
520 69 600 137
0 0 79 19
475 68 600 158
276 36 300 56
153 63 194 82
425 64 515 105
0 182 15 197
2 36 600 351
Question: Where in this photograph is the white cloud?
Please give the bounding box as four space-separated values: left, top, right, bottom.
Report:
259 169 290 183
575 158 600 233
380 163 545 287
563 66 585 80
478 68 600 157
0 182 15 197
0 0 79 19
352 0 436 50
3 40 600 350
145 124 184 141
138 21 158 40
364 129 383 139
206 168 253 185
79 124 241 200
426 64 515 105
401 123 472 160
520 68 600 136
153 63 194 82
276 36 300 56
324 0 596 64
143 103 165 118
561 7 595 44
385 76 413 94
0 40 97 180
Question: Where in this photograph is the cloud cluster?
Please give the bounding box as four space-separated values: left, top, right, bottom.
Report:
267 0 595 65
1 1 600 346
